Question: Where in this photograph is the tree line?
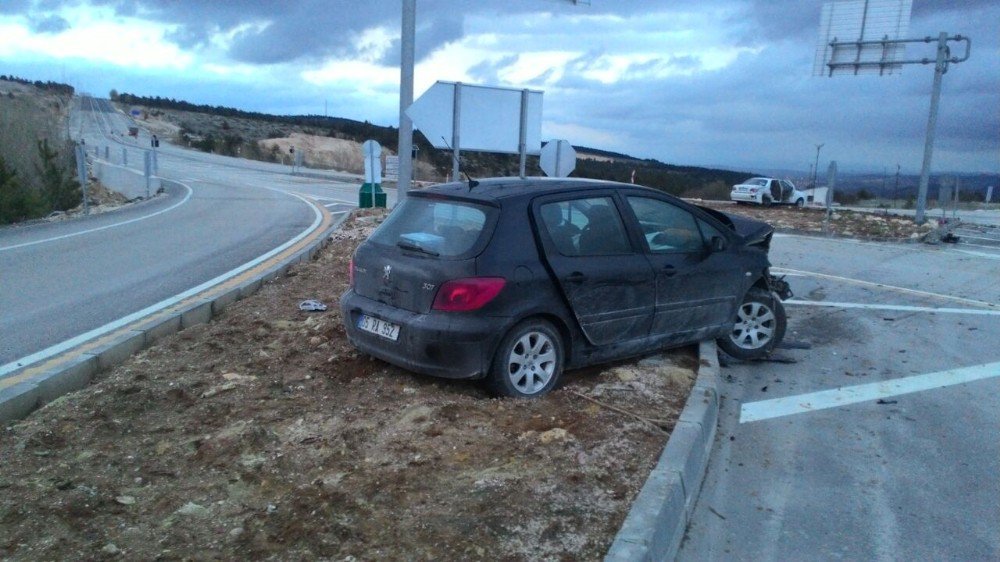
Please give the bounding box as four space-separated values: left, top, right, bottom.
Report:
0 75 75 96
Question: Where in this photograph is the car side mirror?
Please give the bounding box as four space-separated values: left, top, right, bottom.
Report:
710 236 727 252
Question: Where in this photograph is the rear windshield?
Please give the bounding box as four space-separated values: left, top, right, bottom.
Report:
368 197 493 258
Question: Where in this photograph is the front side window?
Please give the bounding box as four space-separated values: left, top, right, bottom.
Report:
626 197 704 253
369 197 491 257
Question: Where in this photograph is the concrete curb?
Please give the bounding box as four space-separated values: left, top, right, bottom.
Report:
0 209 350 424
605 340 721 562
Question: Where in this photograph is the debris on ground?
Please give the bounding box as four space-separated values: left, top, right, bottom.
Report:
298 299 328 312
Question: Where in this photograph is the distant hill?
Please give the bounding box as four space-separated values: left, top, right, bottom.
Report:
116 92 756 199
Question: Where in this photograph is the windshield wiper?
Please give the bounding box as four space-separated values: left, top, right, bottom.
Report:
396 240 439 256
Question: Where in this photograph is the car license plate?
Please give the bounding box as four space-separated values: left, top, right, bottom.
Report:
357 315 400 341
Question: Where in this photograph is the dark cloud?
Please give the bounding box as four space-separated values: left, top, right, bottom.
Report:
467 54 520 84
29 14 69 33
3 0 995 172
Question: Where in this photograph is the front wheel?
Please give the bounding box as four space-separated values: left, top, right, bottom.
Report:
795 198 805 208
761 197 772 207
487 320 564 398
717 288 786 360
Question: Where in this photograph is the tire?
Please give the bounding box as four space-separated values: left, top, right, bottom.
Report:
487 319 563 398
762 197 772 208
717 288 786 360
796 198 805 208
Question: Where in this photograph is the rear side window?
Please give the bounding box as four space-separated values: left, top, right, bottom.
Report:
540 197 631 256
369 197 491 257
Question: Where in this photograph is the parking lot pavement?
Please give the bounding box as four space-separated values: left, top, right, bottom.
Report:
677 235 1000 561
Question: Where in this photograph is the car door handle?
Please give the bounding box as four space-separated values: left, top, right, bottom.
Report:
661 265 677 277
564 272 586 283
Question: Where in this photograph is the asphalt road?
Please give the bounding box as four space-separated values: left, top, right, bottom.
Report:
1 97 383 370
678 234 1000 560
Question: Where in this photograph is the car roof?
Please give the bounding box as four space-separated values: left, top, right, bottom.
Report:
410 176 671 204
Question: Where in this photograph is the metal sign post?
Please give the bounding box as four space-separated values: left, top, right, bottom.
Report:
75 144 89 215
452 83 462 182
143 151 151 199
396 0 416 201
518 89 529 178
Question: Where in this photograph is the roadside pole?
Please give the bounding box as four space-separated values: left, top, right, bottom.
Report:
75 144 89 215
396 0 416 202
915 33 949 225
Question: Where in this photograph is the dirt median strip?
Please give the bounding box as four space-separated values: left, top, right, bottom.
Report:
0 210 702 560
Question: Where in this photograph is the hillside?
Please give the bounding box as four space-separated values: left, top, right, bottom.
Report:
0 77 83 224
115 93 753 198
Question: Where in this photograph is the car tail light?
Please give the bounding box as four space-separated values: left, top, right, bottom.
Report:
348 258 355 287
432 277 506 311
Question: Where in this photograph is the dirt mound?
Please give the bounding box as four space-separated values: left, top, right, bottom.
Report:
0 209 695 561
259 132 367 174
694 201 935 240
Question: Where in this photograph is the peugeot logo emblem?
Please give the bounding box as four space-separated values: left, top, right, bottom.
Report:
383 265 392 281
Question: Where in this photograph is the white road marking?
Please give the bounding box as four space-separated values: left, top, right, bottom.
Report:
0 190 324 378
772 267 997 309
954 248 1000 259
785 299 1000 316
0 183 194 252
740 361 1000 423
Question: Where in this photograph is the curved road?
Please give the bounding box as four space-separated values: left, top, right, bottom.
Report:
1 97 384 371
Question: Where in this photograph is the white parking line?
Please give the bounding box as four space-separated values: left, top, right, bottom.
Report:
740 361 1000 423
773 267 997 309
0 183 194 252
785 300 1000 316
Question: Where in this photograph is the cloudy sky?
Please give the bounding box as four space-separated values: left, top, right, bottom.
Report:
1 0 997 174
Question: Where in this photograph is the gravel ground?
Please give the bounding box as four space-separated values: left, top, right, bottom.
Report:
0 210 697 561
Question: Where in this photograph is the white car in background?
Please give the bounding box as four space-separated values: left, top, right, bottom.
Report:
730 177 806 207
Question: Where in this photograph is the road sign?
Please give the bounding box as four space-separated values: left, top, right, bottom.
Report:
362 140 382 185
384 155 400 182
360 140 386 208
814 0 913 77
540 140 576 178
406 82 542 154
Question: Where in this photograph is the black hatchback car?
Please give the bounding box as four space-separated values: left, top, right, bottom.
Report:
340 178 791 397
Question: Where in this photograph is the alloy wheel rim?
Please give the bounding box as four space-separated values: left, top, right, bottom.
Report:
507 331 556 394
730 301 776 350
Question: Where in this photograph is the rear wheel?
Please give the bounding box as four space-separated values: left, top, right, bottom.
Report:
487 320 563 398
795 198 805 208
717 288 786 360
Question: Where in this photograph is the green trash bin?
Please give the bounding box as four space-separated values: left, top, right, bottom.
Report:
359 183 387 208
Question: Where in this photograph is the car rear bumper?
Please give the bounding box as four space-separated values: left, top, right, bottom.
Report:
339 290 503 380
730 192 760 203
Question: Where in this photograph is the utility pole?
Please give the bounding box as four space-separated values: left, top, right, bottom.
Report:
879 166 886 208
396 0 416 203
893 164 900 208
914 33 950 225
812 143 825 189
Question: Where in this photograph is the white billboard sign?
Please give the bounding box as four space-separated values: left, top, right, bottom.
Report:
814 0 913 76
406 81 543 155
